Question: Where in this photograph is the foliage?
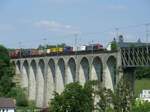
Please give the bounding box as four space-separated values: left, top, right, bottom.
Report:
47 43 66 48
134 67 150 79
132 100 150 112
94 87 113 112
111 39 118 51
0 45 16 96
92 79 133 112
8 87 28 107
49 82 94 112
112 78 133 112
0 45 32 107
38 43 66 49
49 79 135 112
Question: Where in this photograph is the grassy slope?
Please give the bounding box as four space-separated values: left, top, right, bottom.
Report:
135 78 150 97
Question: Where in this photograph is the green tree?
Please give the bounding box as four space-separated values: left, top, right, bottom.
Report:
49 82 94 112
50 79 139 112
111 38 118 51
0 45 15 96
0 45 29 107
132 100 150 112
111 78 133 112
92 79 134 112
8 87 28 107
134 67 150 79
95 87 113 112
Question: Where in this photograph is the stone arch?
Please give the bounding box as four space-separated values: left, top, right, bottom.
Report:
29 60 37 101
91 56 103 81
79 57 90 85
57 58 65 93
16 60 21 74
67 58 76 83
22 60 29 91
106 56 117 90
46 59 56 105
36 59 45 107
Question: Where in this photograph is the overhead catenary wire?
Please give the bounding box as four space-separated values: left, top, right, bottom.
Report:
4 22 150 48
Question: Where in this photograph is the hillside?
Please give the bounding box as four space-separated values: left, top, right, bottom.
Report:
135 78 150 97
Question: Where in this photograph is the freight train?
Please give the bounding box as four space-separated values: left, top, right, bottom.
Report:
9 43 105 59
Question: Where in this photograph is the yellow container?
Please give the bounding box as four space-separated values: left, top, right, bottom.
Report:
51 48 57 53
58 48 63 52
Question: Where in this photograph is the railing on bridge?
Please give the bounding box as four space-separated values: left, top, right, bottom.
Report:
121 46 150 68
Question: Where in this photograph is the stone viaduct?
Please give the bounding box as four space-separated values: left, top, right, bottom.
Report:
11 51 123 108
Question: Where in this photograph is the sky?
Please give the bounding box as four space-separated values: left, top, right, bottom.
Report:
0 0 150 48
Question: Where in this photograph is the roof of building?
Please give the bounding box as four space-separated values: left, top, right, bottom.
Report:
0 98 16 108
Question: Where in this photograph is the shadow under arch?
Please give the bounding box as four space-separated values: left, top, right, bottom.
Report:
46 59 56 106
29 60 37 101
106 56 117 90
57 58 65 93
79 57 90 85
22 60 29 93
91 56 103 82
36 59 45 107
67 58 76 83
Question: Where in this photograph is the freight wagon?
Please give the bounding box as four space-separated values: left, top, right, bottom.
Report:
9 43 104 58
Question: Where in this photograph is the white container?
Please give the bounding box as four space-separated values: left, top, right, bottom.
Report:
73 47 77 51
77 45 86 51
106 42 112 51
46 49 51 54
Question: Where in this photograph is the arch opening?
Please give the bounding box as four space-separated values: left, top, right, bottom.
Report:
79 57 89 85
22 60 29 93
36 59 45 107
16 61 21 74
46 59 56 105
67 58 76 83
91 57 103 82
57 58 65 93
106 56 117 90
29 60 37 101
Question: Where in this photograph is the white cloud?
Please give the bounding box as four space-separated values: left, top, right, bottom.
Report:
34 20 80 34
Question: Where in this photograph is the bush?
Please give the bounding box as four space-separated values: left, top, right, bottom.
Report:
8 87 28 107
132 100 150 112
49 82 94 112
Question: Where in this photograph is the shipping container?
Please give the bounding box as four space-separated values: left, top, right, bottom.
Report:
46 49 51 54
58 47 64 52
77 45 86 51
51 48 57 53
21 49 32 57
64 46 73 52
86 44 103 51
31 49 39 56
38 49 43 55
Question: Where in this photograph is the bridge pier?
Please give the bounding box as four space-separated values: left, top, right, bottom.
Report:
123 68 135 91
